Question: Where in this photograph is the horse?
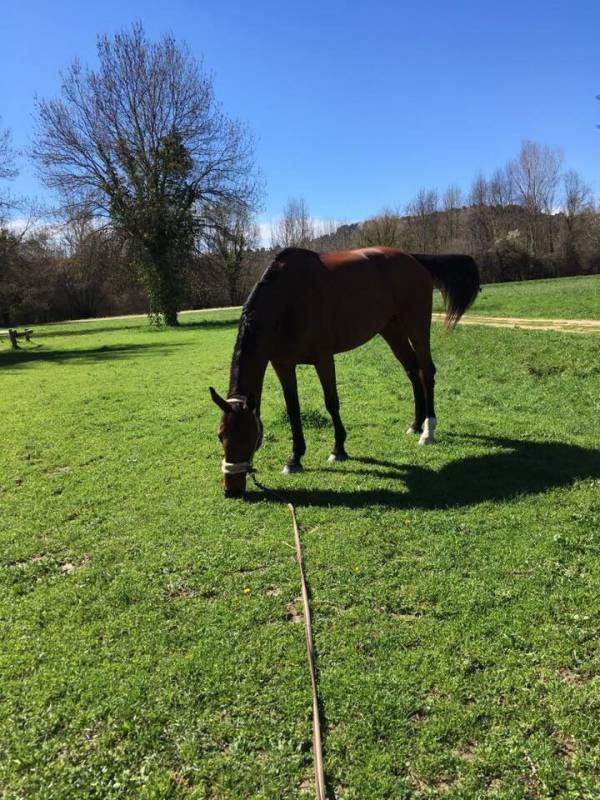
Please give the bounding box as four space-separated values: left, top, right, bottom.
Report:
210 246 480 497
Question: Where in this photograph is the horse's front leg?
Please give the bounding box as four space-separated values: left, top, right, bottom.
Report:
315 355 348 462
272 361 305 474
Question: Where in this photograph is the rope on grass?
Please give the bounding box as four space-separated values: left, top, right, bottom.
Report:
250 473 327 800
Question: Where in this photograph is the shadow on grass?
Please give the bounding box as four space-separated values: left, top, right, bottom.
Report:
178 317 239 331
246 435 600 510
33 315 240 340
0 341 188 370
36 324 148 339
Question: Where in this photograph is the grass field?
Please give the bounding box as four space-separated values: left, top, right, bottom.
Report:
1 282 600 798
433 273 600 320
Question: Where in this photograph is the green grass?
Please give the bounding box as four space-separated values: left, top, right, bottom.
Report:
433 274 600 320
1 309 599 799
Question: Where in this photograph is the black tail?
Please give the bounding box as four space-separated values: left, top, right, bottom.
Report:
411 254 480 327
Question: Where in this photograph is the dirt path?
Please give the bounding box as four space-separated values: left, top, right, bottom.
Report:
432 313 600 333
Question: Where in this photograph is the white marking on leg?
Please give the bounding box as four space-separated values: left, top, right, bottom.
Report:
418 416 437 446
328 452 348 462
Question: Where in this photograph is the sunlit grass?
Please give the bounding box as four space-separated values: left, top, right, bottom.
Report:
433 273 599 319
1 304 599 798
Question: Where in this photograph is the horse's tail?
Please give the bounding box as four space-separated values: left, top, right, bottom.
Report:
411 254 480 327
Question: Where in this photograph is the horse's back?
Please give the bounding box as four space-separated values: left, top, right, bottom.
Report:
319 247 433 314
266 247 432 356
273 246 430 292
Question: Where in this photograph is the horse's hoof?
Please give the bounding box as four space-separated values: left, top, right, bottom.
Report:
282 463 303 475
418 417 436 445
406 425 422 435
328 452 348 462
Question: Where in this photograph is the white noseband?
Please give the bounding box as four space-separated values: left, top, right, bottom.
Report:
222 459 254 475
221 396 263 475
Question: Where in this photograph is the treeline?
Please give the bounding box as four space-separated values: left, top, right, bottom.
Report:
313 141 600 284
0 218 269 326
3 139 598 325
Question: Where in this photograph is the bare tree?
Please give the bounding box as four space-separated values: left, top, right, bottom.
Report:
0 120 21 323
563 169 593 221
442 184 463 244
562 169 594 268
204 205 259 304
0 119 18 220
469 173 488 208
0 123 17 183
54 216 118 319
506 140 563 256
33 23 260 325
467 174 494 254
271 197 314 249
406 188 439 251
488 167 514 208
355 208 403 248
467 170 531 280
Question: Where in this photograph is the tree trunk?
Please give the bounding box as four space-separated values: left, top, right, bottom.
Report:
162 302 179 326
144 249 180 326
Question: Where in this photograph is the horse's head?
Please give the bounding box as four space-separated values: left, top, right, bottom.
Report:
209 387 263 498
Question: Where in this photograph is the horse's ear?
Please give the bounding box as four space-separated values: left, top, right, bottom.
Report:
244 395 256 412
209 387 232 413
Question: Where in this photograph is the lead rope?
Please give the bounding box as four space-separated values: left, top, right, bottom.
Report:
250 472 327 800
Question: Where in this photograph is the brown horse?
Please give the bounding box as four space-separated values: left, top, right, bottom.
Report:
210 246 479 497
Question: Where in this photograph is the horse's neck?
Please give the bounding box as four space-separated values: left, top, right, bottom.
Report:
228 350 268 413
229 277 277 411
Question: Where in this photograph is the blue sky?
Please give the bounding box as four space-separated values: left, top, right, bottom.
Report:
2 0 599 228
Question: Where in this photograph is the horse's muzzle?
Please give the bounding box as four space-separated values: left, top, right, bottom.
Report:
224 473 247 498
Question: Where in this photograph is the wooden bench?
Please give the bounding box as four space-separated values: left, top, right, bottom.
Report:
0 328 34 349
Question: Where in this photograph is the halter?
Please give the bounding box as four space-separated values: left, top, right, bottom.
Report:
221 396 264 476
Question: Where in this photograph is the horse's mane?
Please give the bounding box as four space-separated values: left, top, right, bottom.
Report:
228 259 281 394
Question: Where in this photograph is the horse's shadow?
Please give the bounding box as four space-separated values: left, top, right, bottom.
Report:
247 435 600 510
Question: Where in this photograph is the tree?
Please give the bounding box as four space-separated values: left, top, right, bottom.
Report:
33 23 260 325
506 140 562 257
271 198 314 249
0 119 18 219
355 208 403 248
0 225 59 326
563 169 592 222
442 184 463 245
0 119 19 324
406 188 439 251
562 169 594 269
467 174 493 255
204 205 259 304
55 216 120 319
0 122 16 182
488 167 514 208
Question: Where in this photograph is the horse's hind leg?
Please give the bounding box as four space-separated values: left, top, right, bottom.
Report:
272 361 305 473
314 356 348 462
380 320 427 436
